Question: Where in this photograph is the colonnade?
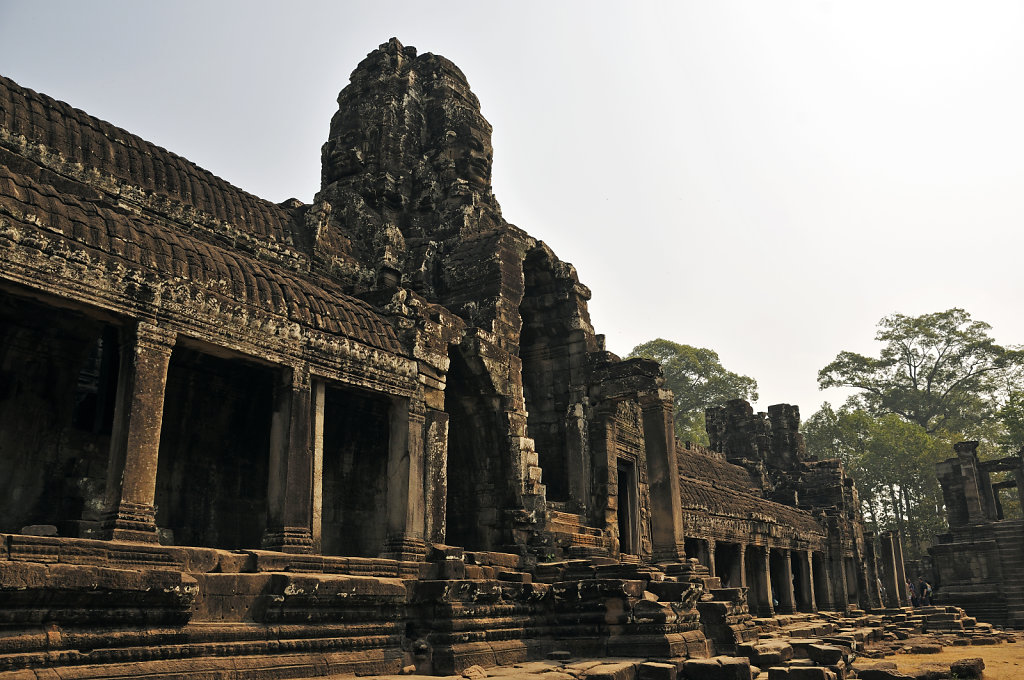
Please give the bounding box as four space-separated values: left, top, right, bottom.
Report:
687 538 835 615
98 320 434 559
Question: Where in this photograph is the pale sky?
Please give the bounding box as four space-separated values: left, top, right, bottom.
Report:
2 1 1022 418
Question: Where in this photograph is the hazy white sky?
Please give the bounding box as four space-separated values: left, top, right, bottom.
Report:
2 1 1021 417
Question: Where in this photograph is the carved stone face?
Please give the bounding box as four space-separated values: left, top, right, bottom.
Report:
322 126 366 184
447 121 492 191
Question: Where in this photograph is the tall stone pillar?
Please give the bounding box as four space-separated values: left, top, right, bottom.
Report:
310 381 326 554
262 365 314 553
641 391 685 562
893 531 910 603
707 539 717 578
956 441 986 523
382 397 428 561
778 549 797 614
736 544 747 589
759 547 775 616
101 321 175 542
424 408 450 545
801 550 817 612
878 532 901 607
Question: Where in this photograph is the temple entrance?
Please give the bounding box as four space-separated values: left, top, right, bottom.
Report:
154 347 272 549
845 556 861 606
715 542 742 588
793 551 813 612
0 291 116 535
318 384 391 557
444 345 510 550
616 458 638 555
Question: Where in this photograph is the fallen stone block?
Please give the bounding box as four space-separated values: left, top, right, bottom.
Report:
948 657 984 678
639 661 679 680
806 644 843 665
584 661 640 680
909 664 949 680
682 656 752 680
787 668 837 680
908 644 942 654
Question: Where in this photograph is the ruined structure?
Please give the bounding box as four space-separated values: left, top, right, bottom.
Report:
930 441 1024 628
0 39 883 678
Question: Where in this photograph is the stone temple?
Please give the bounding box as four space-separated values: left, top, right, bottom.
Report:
0 39 894 677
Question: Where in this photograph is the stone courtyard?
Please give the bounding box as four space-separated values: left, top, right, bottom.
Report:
0 38 1018 679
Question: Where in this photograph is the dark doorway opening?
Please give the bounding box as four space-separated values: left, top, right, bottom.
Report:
320 384 391 557
617 458 638 555
154 347 272 549
445 346 510 550
0 292 115 535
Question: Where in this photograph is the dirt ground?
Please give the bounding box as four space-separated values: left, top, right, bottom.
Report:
882 639 1024 679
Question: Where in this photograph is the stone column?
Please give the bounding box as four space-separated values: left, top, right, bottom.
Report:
262 365 314 553
310 381 326 554
956 441 986 523
707 539 717 578
736 544 747 589
641 391 685 562
878 531 901 607
424 408 449 545
101 321 175 542
759 547 775 616
382 397 428 561
778 549 797 614
801 550 817 612
893 531 910 603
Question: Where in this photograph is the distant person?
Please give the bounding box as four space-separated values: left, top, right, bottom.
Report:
918 577 932 606
908 578 919 607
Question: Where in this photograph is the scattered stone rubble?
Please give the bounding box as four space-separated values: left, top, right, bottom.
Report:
365 604 1017 680
0 37 1014 680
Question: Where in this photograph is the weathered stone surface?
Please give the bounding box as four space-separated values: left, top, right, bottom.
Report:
0 36 893 680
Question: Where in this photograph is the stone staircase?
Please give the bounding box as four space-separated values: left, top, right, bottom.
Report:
992 521 1024 628
543 509 611 558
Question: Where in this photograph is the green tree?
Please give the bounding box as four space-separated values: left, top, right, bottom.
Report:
817 308 1024 435
628 339 757 446
802 403 947 558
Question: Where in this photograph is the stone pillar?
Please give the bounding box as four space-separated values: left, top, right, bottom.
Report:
778 549 797 614
801 550 817 612
262 365 314 553
310 380 326 554
424 408 449 544
893 531 910 603
736 544 747 589
101 321 175 542
707 539 717 578
641 391 685 562
956 441 986 523
759 547 775 616
878 531 901 607
382 397 428 561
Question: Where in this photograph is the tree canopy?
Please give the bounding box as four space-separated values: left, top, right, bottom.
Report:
807 308 1024 558
628 339 757 445
817 308 1024 435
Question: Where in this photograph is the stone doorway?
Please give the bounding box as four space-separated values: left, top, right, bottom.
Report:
318 384 391 557
444 345 510 550
0 290 116 536
616 457 639 555
154 347 273 549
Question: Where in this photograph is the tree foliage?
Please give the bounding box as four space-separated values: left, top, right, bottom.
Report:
803 404 947 557
817 308 1023 435
808 309 1024 559
628 339 757 445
